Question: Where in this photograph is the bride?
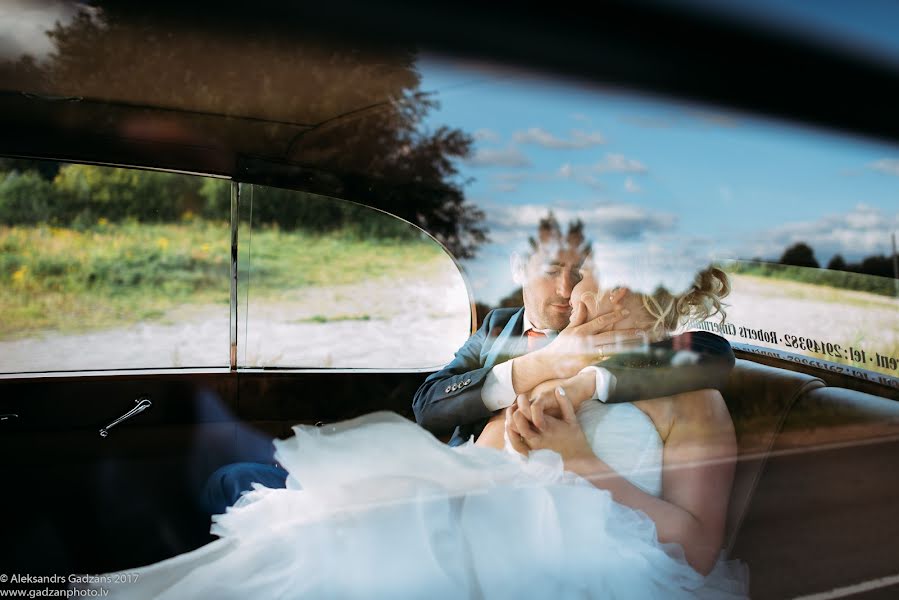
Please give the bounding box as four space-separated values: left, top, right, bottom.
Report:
80 265 748 599
477 263 742 579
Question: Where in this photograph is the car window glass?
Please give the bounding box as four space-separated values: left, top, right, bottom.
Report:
416 57 898 387
0 159 230 372
236 184 471 369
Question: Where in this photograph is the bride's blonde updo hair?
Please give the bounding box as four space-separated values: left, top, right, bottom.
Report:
639 266 731 337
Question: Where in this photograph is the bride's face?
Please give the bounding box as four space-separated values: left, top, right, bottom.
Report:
570 271 656 333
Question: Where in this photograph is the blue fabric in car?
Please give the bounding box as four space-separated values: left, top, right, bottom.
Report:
201 462 288 516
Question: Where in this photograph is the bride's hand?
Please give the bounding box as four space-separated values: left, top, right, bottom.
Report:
510 387 594 463
516 371 595 431
504 405 530 456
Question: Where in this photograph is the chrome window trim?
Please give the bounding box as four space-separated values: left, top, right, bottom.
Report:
0 367 235 381
229 181 240 371
0 366 442 381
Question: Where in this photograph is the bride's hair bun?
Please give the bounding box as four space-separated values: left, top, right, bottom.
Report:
640 266 730 336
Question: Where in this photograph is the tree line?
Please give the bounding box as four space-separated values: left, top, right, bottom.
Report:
0 160 428 241
778 242 897 279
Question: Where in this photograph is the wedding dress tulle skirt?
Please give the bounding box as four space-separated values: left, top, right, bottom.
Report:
84 412 748 599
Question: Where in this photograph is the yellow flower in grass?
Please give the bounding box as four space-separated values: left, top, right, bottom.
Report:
156 237 170 251
97 217 109 227
12 266 27 284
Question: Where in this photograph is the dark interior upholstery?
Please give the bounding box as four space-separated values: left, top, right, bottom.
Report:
722 362 899 598
720 359 825 551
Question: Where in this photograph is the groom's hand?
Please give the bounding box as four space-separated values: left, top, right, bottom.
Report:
511 289 640 394
535 308 640 380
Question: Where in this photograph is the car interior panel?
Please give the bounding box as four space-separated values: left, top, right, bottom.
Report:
1 1 897 598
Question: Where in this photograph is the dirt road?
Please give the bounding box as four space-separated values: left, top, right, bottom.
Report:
0 261 471 373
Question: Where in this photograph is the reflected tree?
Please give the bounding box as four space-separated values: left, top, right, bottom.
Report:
779 242 819 269
0 5 487 257
827 254 846 271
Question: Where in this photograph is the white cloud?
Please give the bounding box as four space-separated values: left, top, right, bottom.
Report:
513 128 605 149
743 204 899 262
869 158 899 176
556 162 603 190
554 154 648 189
465 146 532 168
593 153 648 174
571 113 591 123
473 128 500 142
589 237 725 295
487 202 677 243
490 164 606 192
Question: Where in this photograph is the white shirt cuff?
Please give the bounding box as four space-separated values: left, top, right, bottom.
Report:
482 360 517 411
580 366 616 402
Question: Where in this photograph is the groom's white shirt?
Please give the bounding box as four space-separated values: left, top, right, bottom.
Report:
481 310 615 411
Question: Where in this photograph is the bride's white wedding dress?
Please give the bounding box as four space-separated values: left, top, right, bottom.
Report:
84 404 748 599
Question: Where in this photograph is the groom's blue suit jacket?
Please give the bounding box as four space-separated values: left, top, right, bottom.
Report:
412 307 734 446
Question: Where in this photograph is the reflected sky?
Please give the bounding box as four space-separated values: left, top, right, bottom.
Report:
418 56 899 304
2 0 898 308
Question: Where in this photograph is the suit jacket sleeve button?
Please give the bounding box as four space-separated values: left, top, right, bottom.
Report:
463 379 472 385
445 386 452 393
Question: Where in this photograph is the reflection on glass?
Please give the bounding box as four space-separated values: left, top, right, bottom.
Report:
417 57 898 385
696 259 899 381
0 160 229 372
237 185 471 369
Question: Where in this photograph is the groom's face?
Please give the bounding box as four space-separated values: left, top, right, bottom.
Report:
521 246 585 331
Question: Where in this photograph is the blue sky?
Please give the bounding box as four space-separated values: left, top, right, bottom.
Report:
417 56 899 304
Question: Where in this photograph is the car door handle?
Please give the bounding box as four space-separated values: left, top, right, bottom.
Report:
99 397 152 438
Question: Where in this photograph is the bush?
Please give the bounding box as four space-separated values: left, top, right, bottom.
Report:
52 164 205 223
779 242 819 268
0 170 54 225
1 163 427 242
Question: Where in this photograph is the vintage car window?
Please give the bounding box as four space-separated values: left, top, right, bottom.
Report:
416 56 899 388
236 183 471 369
0 159 230 372
703 259 899 386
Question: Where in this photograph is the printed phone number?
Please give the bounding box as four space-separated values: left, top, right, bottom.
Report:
689 321 899 372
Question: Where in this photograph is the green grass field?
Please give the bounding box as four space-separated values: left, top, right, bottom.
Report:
726 260 897 297
0 220 444 340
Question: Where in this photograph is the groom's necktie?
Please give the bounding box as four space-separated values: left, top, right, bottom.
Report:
525 330 551 353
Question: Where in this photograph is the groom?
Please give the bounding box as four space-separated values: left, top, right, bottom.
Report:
203 221 733 513
412 221 734 447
